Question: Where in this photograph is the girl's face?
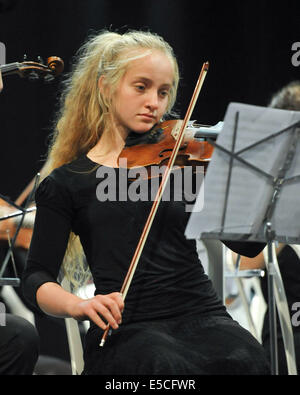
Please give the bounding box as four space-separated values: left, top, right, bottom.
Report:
111 50 174 138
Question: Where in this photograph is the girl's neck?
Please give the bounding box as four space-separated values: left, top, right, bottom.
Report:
87 124 129 167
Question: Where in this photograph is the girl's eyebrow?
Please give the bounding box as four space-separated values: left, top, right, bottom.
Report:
133 76 172 88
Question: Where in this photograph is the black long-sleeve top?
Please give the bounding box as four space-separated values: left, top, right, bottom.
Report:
23 155 264 323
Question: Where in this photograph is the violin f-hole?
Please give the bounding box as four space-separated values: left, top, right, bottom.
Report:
159 143 188 158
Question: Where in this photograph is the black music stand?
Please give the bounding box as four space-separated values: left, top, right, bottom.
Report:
0 173 39 286
185 102 300 375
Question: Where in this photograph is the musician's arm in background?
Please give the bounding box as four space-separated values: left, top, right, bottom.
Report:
232 243 285 270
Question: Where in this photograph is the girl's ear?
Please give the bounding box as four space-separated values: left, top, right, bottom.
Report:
98 75 106 92
98 75 111 107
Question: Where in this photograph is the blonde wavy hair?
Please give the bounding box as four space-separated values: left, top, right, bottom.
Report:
42 30 180 290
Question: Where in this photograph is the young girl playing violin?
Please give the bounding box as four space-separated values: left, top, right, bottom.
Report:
23 30 270 375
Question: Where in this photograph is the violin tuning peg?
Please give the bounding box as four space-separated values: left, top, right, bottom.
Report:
44 74 54 83
28 71 39 80
23 54 27 61
37 56 44 64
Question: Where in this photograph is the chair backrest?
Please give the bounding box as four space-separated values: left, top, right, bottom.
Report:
0 284 35 326
262 243 298 375
224 247 266 342
61 277 84 375
201 239 225 303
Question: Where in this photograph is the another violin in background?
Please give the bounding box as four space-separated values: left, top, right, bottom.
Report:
0 56 64 81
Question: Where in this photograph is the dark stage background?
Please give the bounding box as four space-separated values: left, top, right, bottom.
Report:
0 0 299 199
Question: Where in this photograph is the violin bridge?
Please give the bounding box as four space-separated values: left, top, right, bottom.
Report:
171 120 184 140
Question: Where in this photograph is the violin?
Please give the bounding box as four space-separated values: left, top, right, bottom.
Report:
0 56 64 80
119 119 222 175
0 171 40 279
0 198 34 250
0 171 40 250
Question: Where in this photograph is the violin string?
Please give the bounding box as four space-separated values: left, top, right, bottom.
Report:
0 63 21 74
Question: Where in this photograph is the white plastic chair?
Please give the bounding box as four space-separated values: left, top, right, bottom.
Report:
60 277 96 375
61 277 84 375
0 284 35 326
224 247 267 343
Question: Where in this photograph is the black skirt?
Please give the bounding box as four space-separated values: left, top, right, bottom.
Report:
82 313 270 375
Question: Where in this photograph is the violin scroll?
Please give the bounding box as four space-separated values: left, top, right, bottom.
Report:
46 56 64 76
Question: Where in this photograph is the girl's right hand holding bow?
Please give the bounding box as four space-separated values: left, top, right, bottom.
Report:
36 282 124 331
73 292 124 330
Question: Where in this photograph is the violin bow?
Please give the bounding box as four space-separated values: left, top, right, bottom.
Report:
100 61 209 347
